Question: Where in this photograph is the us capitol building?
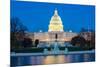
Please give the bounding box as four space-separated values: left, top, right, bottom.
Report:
26 9 78 43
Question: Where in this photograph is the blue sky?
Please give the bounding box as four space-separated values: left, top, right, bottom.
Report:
11 0 95 32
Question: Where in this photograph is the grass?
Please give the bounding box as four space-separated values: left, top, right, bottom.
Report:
11 46 92 53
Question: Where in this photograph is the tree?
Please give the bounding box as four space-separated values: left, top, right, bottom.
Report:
34 39 39 47
86 32 95 49
10 17 27 49
91 32 95 49
11 17 27 34
71 35 86 48
22 37 33 48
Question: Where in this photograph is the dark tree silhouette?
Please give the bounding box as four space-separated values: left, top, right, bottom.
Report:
11 17 27 49
86 32 95 49
34 39 39 47
79 28 95 49
11 17 27 34
71 35 86 48
91 32 95 49
23 38 33 48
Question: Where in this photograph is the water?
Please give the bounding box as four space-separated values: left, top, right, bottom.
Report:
11 53 95 66
51 42 60 54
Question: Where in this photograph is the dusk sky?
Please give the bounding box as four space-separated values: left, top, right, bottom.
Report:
11 0 95 32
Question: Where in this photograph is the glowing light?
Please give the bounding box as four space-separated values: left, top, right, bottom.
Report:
69 30 72 32
48 9 64 32
39 30 42 32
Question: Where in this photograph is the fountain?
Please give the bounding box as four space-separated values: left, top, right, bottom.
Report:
51 42 60 54
50 33 60 54
44 48 48 54
64 48 68 54
43 33 68 55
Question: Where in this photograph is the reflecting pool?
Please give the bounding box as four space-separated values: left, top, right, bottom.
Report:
11 53 95 66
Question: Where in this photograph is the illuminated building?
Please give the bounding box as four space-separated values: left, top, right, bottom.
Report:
26 9 78 44
48 9 63 32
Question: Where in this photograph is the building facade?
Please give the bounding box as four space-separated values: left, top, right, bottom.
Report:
26 9 78 43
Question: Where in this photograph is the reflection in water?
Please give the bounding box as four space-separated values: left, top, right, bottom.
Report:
56 55 66 63
11 53 95 66
43 55 67 64
84 54 90 61
43 56 57 64
30 56 44 65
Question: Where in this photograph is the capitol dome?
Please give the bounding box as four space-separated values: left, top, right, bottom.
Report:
48 9 64 32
